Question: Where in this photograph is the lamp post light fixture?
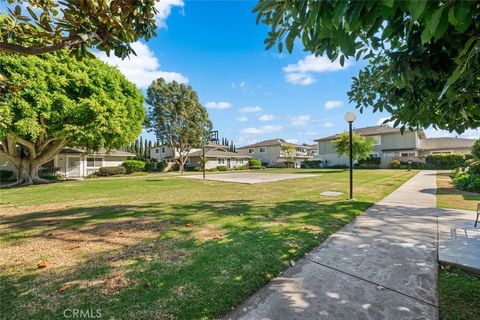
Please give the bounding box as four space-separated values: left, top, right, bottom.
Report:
344 112 357 199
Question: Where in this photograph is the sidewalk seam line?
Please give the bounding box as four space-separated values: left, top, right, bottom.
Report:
304 258 439 309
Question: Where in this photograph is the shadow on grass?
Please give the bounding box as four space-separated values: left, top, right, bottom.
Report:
1 199 373 319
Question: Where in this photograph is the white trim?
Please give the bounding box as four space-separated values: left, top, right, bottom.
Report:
430 150 453 154
248 148 255 154
259 147 266 153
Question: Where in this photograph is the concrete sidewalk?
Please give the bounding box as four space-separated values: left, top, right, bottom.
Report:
225 171 439 320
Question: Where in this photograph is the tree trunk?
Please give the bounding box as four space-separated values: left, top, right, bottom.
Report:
11 159 50 186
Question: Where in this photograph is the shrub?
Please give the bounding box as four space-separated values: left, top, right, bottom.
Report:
185 166 201 172
156 162 167 172
130 171 148 176
452 171 480 193
390 160 401 169
122 160 145 173
234 165 249 170
358 156 381 166
98 166 126 176
426 153 466 169
472 139 480 160
467 160 480 174
327 164 348 169
303 160 323 168
217 165 228 171
0 170 15 181
38 166 61 178
248 158 261 168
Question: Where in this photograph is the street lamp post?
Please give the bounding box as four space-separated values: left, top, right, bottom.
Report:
202 130 219 179
344 112 357 199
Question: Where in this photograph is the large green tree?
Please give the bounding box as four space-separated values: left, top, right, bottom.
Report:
1 0 158 58
0 52 145 185
334 133 375 162
146 78 212 174
253 0 480 133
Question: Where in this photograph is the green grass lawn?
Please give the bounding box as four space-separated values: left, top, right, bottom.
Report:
0 169 416 319
439 266 480 320
437 170 480 211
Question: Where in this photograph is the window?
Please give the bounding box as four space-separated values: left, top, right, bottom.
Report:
259 147 266 153
218 158 225 165
161 147 166 153
155 149 159 154
86 157 102 167
248 148 255 154
369 153 379 158
383 152 395 158
432 151 452 155
236 158 244 164
400 152 416 157
372 135 381 145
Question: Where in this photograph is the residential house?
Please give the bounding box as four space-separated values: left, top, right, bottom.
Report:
315 124 475 168
149 144 250 170
237 139 313 168
0 147 135 179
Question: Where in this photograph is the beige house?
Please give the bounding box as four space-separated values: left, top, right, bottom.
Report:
315 124 475 168
0 148 135 179
237 139 313 168
149 144 250 170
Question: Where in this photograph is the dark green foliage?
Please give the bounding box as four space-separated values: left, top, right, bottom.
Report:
359 156 381 166
217 165 228 171
452 170 480 193
327 165 348 169
302 160 323 169
254 0 480 132
98 166 126 176
426 154 466 169
156 162 167 172
0 170 14 181
467 160 480 174
122 160 145 174
471 140 480 160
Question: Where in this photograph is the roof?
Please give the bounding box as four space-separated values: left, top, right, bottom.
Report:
315 125 406 141
418 137 475 150
238 138 312 149
59 147 135 157
189 148 250 158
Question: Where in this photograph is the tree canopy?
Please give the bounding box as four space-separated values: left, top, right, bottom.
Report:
253 0 480 133
1 0 158 58
146 78 212 173
334 133 375 161
0 52 145 185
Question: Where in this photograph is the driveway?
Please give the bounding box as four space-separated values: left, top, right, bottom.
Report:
182 172 318 184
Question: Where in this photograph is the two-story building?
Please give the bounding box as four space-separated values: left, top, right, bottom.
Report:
149 144 250 170
237 139 312 168
315 125 475 168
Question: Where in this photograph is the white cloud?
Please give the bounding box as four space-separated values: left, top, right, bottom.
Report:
321 122 335 128
259 114 275 121
285 138 299 144
239 105 262 113
424 128 480 139
283 55 352 85
95 41 188 89
236 116 248 122
290 115 311 126
155 0 184 28
324 100 344 110
205 101 232 110
241 125 282 135
376 117 394 126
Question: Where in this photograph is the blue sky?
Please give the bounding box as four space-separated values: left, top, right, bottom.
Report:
95 0 479 146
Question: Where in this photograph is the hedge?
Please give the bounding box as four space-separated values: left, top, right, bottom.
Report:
358 156 381 166
217 165 228 171
302 160 323 168
426 153 466 169
98 166 126 176
452 170 480 193
248 159 261 167
122 160 145 173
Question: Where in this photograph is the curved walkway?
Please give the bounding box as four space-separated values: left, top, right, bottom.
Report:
225 171 439 320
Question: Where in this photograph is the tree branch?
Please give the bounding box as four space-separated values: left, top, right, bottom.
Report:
0 32 99 55
8 133 36 159
32 138 68 166
0 149 19 168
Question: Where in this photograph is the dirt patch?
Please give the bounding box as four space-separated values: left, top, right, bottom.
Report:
193 224 227 241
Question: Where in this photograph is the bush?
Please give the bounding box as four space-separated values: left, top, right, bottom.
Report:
185 166 201 172
98 166 126 176
426 153 466 169
234 165 249 170
390 160 401 169
358 156 381 166
467 160 480 174
327 164 348 169
217 165 228 171
452 170 480 193
303 160 323 168
156 162 167 172
122 160 145 174
248 159 261 168
38 166 61 178
0 170 15 181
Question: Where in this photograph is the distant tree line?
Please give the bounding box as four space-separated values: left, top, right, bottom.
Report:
219 137 236 152
121 137 159 160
